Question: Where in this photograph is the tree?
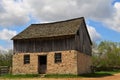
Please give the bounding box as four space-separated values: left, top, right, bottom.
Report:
92 41 120 67
0 49 13 67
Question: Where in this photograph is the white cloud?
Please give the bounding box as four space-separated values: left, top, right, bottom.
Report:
0 0 30 27
87 25 101 41
105 2 120 32
0 0 119 34
23 0 113 22
0 29 17 40
22 0 120 33
0 45 8 52
0 28 15 50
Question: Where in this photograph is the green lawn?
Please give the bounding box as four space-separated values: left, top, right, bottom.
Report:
45 74 78 78
45 70 120 78
0 74 40 79
0 70 120 79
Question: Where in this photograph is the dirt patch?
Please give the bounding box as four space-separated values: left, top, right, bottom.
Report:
1 73 120 80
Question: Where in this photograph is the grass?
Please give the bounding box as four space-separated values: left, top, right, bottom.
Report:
79 70 120 78
0 74 40 79
45 74 78 78
79 71 112 78
0 70 120 79
45 70 120 78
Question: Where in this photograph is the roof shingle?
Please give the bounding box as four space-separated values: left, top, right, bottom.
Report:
12 17 84 40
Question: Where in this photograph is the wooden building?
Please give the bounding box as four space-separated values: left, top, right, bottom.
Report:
12 17 92 75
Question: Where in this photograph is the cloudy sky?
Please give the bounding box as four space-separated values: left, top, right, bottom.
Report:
0 0 120 50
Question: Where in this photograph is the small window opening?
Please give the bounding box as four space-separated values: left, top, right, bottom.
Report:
54 53 62 63
24 55 30 64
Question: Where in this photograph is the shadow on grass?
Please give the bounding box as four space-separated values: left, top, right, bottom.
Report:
79 72 113 78
45 71 116 78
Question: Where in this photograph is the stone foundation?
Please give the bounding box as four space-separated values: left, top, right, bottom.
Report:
12 53 38 74
76 51 92 74
47 50 77 74
12 50 91 75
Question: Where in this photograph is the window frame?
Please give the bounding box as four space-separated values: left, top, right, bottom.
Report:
24 55 30 64
54 53 62 63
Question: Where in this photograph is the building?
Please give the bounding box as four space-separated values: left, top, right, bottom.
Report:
12 17 92 75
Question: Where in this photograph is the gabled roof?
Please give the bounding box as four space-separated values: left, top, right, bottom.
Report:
12 17 84 39
12 17 92 44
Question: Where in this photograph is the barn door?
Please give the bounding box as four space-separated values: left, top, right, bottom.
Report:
38 55 47 74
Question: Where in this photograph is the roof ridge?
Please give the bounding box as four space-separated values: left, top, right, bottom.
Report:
31 17 84 25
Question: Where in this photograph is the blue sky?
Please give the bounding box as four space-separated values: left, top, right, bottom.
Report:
87 19 120 42
0 0 120 50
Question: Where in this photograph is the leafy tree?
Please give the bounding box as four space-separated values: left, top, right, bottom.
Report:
0 49 13 67
92 41 120 67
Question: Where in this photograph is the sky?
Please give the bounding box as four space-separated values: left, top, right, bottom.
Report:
0 0 120 51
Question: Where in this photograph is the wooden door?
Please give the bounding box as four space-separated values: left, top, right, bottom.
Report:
38 55 47 74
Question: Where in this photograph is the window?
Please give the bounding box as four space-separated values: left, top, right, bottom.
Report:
24 55 30 64
54 53 62 63
77 30 79 35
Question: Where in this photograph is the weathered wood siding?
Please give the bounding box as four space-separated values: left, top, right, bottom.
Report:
14 37 75 53
13 20 91 55
75 22 91 55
